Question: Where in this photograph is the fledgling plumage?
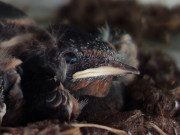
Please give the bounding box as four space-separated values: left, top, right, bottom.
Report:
0 2 139 124
0 47 23 125
16 24 139 123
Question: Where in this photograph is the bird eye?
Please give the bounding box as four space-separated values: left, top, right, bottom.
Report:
63 52 77 64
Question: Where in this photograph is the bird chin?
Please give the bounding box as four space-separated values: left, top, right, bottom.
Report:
68 76 113 97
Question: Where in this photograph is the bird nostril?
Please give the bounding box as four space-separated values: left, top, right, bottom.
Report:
63 52 77 64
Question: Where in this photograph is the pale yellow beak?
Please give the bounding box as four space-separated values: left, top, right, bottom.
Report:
73 64 139 79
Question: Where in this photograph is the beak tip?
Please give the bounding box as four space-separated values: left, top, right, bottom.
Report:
124 64 140 75
135 70 140 75
129 67 140 75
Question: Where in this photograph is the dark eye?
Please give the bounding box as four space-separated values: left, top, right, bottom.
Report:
63 52 77 64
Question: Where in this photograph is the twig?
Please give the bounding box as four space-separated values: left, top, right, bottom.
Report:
71 123 128 135
145 122 168 135
174 128 178 135
126 113 144 122
157 103 165 135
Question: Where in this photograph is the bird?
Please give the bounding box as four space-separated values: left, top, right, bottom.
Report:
0 1 140 124
16 24 139 123
0 47 24 126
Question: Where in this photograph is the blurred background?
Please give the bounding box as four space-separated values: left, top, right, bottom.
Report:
1 0 180 69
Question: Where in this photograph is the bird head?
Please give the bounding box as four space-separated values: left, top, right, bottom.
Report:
47 24 139 97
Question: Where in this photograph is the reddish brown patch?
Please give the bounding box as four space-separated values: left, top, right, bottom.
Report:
68 93 79 117
85 77 113 97
80 47 110 58
92 49 97 55
77 77 112 97
71 79 90 90
70 77 113 97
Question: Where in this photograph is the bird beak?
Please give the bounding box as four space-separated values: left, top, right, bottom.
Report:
72 62 139 79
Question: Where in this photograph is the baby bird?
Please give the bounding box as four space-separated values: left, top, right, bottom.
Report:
0 1 139 124
17 24 139 122
0 48 23 125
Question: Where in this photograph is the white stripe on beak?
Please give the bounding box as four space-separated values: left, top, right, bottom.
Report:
73 66 139 79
